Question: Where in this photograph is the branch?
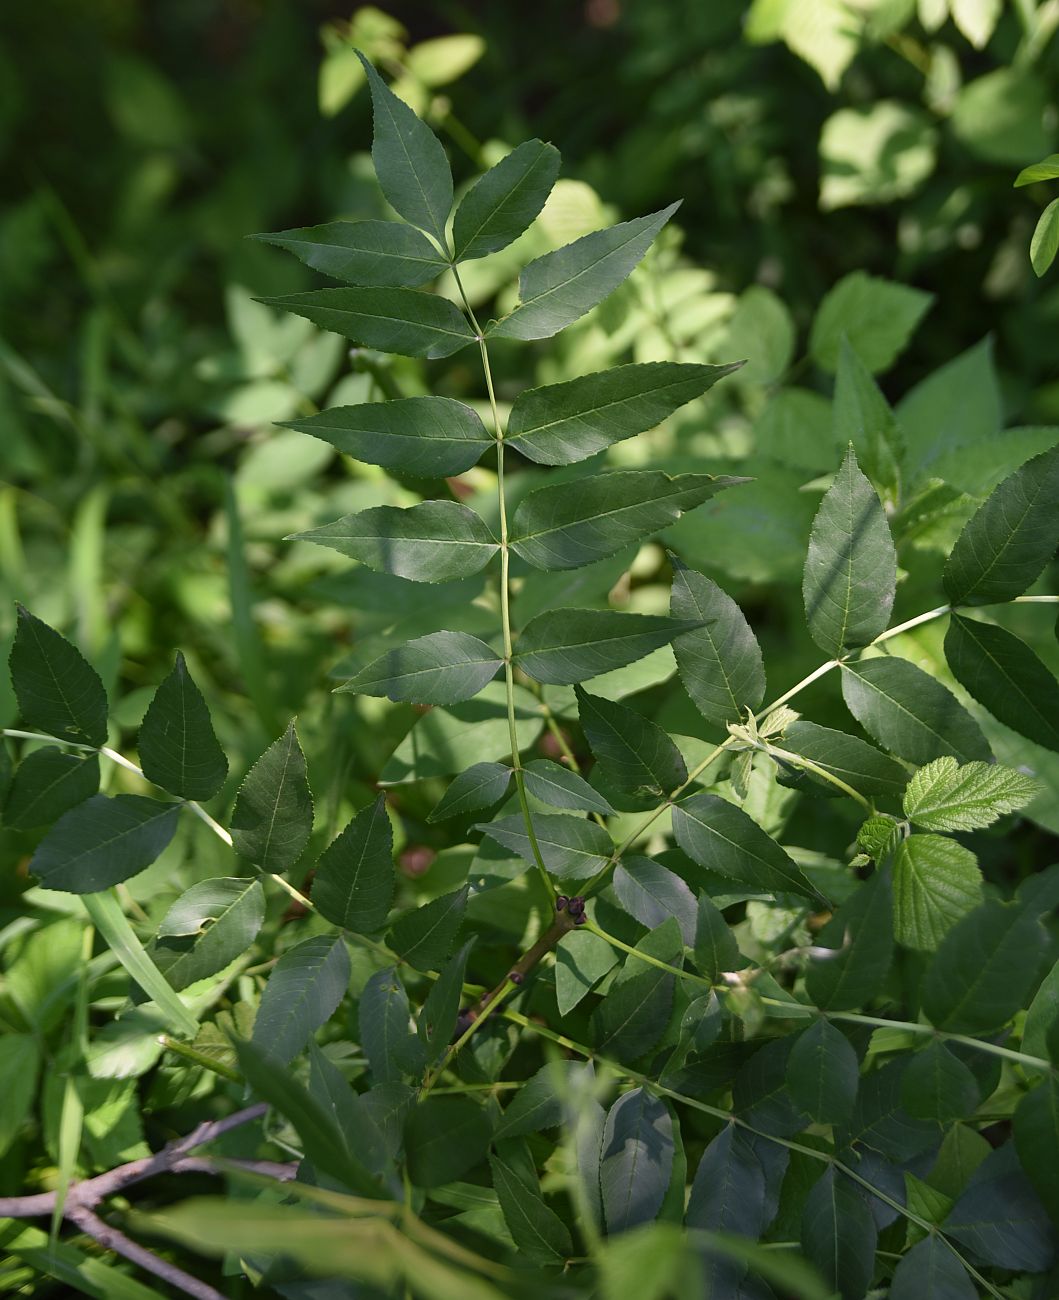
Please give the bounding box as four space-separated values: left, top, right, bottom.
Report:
0 1103 294 1300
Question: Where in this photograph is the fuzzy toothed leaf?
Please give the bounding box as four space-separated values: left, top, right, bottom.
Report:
893 834 983 952
903 756 1041 831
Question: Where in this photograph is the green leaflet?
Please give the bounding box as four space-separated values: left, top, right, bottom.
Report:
670 560 765 725
900 1041 979 1122
809 270 932 373
251 933 350 1065
235 1038 384 1197
555 929 619 1015
802 447 896 657
671 792 821 901
488 203 680 340
806 868 893 1011
30 793 180 893
257 287 475 359
786 1019 859 1125
0 1033 40 1157
452 138 560 261
253 219 448 287
489 1139 572 1262
359 967 426 1083
418 938 475 1065
945 613 1059 753
2 747 99 829
892 834 983 951
9 605 108 747
1030 197 1059 276
943 443 1059 606
151 877 265 992
889 1235 977 1299
313 795 394 933
280 396 492 477
405 1096 493 1188
1014 1078 1059 1224
780 720 908 799
840 657 992 766
922 899 1049 1034
230 721 314 875
613 857 697 944
356 50 453 244
291 501 498 583
138 652 228 800
800 1167 877 1300
510 470 741 571
522 758 615 814
428 762 512 821
477 811 612 881
592 918 683 1062
388 884 469 971
337 630 503 705
693 892 741 982
494 1061 591 1138
600 1087 674 1235
943 1147 1056 1272
505 361 741 465
576 685 687 798
833 339 903 506
514 610 702 685
903 755 1041 831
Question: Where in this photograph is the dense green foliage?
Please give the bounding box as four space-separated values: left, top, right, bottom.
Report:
2 4 1059 1299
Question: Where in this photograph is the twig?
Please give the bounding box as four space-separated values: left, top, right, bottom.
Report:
0 1104 287 1300
65 1205 227 1300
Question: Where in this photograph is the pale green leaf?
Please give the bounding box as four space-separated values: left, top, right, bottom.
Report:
555 929 618 1015
0 1034 41 1157
1030 198 1059 276
151 877 265 991
903 756 1042 830
893 834 983 951
809 271 932 373
1015 153 1059 186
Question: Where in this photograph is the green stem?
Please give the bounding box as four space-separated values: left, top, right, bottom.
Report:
420 979 515 1098
157 1035 242 1083
451 266 554 907
760 742 874 811
585 919 711 989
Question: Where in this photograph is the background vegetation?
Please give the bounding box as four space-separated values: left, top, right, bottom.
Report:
2 1 1059 1297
